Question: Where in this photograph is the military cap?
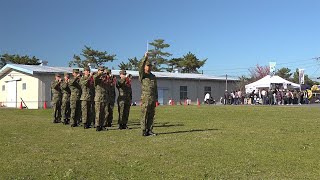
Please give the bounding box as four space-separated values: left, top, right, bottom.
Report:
64 72 69 76
105 69 111 74
119 70 127 75
55 73 61 77
83 67 90 71
145 61 152 66
73 69 79 73
98 66 105 71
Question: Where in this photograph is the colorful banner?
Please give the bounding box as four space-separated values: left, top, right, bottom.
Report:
299 69 305 84
269 62 276 76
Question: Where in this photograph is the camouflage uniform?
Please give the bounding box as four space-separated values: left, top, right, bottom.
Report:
61 73 71 124
69 69 82 127
80 68 94 128
89 76 96 126
117 70 132 129
94 67 109 131
105 70 116 127
139 56 158 136
51 74 62 123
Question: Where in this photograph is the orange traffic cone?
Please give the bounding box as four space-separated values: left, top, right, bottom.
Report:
197 98 200 107
20 102 23 109
43 101 47 109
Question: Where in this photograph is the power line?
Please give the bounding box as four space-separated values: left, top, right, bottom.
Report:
201 56 320 73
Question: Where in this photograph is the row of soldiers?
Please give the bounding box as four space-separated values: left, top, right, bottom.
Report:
51 67 132 131
51 52 158 136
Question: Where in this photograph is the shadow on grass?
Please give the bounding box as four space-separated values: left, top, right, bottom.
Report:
157 128 219 135
153 122 184 128
127 121 185 128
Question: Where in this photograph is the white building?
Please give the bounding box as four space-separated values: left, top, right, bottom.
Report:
0 64 238 109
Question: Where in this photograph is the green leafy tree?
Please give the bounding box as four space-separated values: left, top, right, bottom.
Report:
166 58 183 72
148 39 172 71
275 67 292 80
236 75 250 92
118 62 130 70
0 53 41 68
118 57 140 70
292 68 317 86
179 52 206 73
68 46 116 68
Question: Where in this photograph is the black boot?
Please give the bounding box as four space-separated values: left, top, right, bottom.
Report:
122 124 128 129
84 123 90 129
142 130 147 136
71 124 78 127
96 126 102 131
146 129 157 136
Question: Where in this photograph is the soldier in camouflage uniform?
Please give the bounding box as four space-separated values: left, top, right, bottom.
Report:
69 69 82 127
89 72 96 127
139 52 158 136
116 70 132 129
51 73 62 123
104 69 116 127
61 72 71 125
94 67 109 131
80 67 94 129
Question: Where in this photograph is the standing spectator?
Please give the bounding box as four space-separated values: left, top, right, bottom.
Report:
230 91 235 105
234 90 239 105
250 90 255 105
224 90 229 105
237 90 242 105
299 90 304 105
204 92 210 104
268 89 273 105
261 89 267 105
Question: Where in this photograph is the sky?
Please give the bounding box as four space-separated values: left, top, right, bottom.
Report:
1 0 320 79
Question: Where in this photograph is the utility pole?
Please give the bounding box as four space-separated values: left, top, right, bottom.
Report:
225 74 228 91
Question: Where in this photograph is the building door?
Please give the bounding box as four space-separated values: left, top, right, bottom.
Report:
158 89 164 105
6 81 17 108
158 88 169 105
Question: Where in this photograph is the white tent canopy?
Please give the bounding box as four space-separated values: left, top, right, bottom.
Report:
245 75 300 93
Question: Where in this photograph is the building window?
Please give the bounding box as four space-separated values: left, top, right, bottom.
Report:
22 83 26 90
2 85 4 91
180 86 188 100
204 86 211 96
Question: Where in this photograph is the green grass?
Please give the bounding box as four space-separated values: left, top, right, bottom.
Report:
1 105 320 179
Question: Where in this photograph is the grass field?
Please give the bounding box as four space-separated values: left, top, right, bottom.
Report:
1 105 320 179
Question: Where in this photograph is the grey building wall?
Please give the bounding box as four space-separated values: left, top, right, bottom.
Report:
129 77 238 105
5 73 238 108
36 74 54 108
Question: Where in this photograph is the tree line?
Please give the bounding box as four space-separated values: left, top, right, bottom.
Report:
1 40 319 88
0 39 207 74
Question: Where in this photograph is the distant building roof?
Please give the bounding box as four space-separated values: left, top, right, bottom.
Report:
0 64 238 81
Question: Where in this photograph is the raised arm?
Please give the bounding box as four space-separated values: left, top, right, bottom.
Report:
139 52 148 82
